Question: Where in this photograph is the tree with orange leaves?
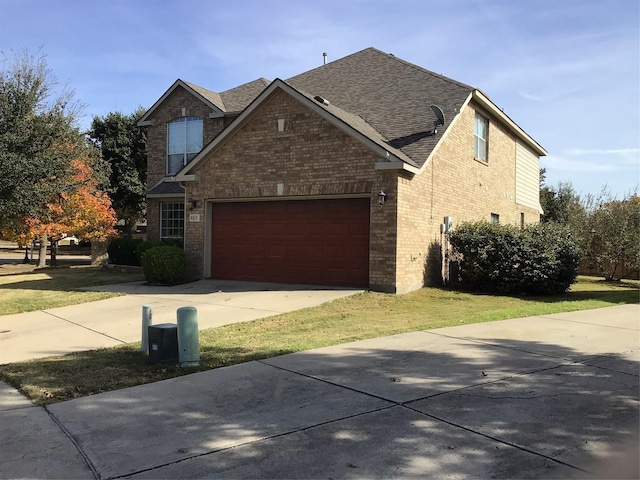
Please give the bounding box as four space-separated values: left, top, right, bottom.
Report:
19 144 117 267
1 49 117 266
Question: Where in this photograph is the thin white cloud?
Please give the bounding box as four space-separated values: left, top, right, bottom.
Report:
544 155 617 173
565 148 640 157
518 92 545 102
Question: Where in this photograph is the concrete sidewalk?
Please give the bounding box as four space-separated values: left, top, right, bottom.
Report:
1 304 638 479
0 279 363 363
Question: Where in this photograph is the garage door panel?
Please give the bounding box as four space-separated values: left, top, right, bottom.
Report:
211 198 369 287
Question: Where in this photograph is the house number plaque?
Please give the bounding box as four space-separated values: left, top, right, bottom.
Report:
189 214 201 222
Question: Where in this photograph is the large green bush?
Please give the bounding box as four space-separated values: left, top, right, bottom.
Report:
107 237 144 266
448 222 581 295
135 240 165 265
108 238 176 266
141 245 187 285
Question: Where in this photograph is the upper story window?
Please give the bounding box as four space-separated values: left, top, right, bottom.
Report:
167 117 203 175
474 113 488 162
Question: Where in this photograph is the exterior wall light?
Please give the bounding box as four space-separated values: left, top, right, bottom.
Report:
188 198 197 210
378 190 387 207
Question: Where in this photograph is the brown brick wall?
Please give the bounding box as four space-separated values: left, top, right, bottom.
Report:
184 89 397 288
395 100 542 293
145 87 226 190
143 86 541 293
146 200 160 242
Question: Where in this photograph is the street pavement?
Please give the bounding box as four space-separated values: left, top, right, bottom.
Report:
1 300 638 479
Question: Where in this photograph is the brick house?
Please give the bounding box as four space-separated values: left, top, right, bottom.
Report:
138 48 546 293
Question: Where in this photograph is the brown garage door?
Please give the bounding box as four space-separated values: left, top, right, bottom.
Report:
211 198 369 287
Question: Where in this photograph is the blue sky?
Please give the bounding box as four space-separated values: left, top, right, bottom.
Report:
2 0 638 198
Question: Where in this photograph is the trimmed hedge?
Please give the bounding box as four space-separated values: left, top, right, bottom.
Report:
448 222 581 295
107 238 182 266
141 246 187 285
135 240 165 264
107 237 144 266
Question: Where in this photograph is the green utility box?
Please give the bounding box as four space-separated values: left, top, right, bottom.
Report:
177 306 200 367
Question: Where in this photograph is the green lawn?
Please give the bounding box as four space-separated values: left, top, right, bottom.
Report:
0 266 145 315
0 275 637 405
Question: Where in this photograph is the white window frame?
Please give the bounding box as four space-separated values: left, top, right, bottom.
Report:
167 117 203 175
474 113 488 162
160 202 185 241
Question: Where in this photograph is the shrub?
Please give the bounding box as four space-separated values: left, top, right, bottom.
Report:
448 221 581 295
135 240 165 265
107 237 144 266
141 246 187 285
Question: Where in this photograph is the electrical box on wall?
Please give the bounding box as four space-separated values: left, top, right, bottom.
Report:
443 216 454 233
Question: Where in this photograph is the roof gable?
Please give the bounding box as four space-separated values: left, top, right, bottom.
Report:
137 78 271 126
177 79 419 179
137 79 224 126
286 48 474 168
149 47 545 177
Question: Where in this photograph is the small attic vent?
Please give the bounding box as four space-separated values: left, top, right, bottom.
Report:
314 95 330 106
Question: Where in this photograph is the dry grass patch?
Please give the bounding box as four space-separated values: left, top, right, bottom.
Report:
0 276 637 405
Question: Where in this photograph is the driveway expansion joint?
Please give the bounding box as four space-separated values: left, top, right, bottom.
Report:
400 404 591 475
41 310 126 344
107 404 398 480
44 406 100 480
255 358 594 475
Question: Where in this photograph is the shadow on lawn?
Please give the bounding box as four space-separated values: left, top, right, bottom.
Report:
0 267 142 292
439 279 639 307
39 335 639 479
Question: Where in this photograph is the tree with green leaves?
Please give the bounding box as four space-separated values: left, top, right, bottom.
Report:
540 169 639 281
0 49 114 266
540 169 585 225
88 108 147 234
0 50 80 264
585 191 640 281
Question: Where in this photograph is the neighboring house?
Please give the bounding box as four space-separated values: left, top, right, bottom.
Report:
138 47 546 293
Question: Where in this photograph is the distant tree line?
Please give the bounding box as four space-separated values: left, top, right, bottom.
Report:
539 168 639 281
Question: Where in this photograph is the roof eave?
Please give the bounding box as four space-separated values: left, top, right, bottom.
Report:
472 90 547 156
174 174 198 182
375 160 420 174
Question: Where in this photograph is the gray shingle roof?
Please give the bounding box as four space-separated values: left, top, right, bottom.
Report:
183 81 224 111
294 87 418 167
147 180 185 196
219 78 271 112
160 78 271 115
286 48 474 167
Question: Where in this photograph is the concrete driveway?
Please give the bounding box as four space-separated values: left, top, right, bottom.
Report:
1 304 638 479
0 279 363 363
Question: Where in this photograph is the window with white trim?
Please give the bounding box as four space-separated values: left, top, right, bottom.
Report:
474 113 488 162
160 202 185 241
167 117 203 175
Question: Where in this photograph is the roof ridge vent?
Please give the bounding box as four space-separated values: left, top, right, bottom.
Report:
313 95 330 106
